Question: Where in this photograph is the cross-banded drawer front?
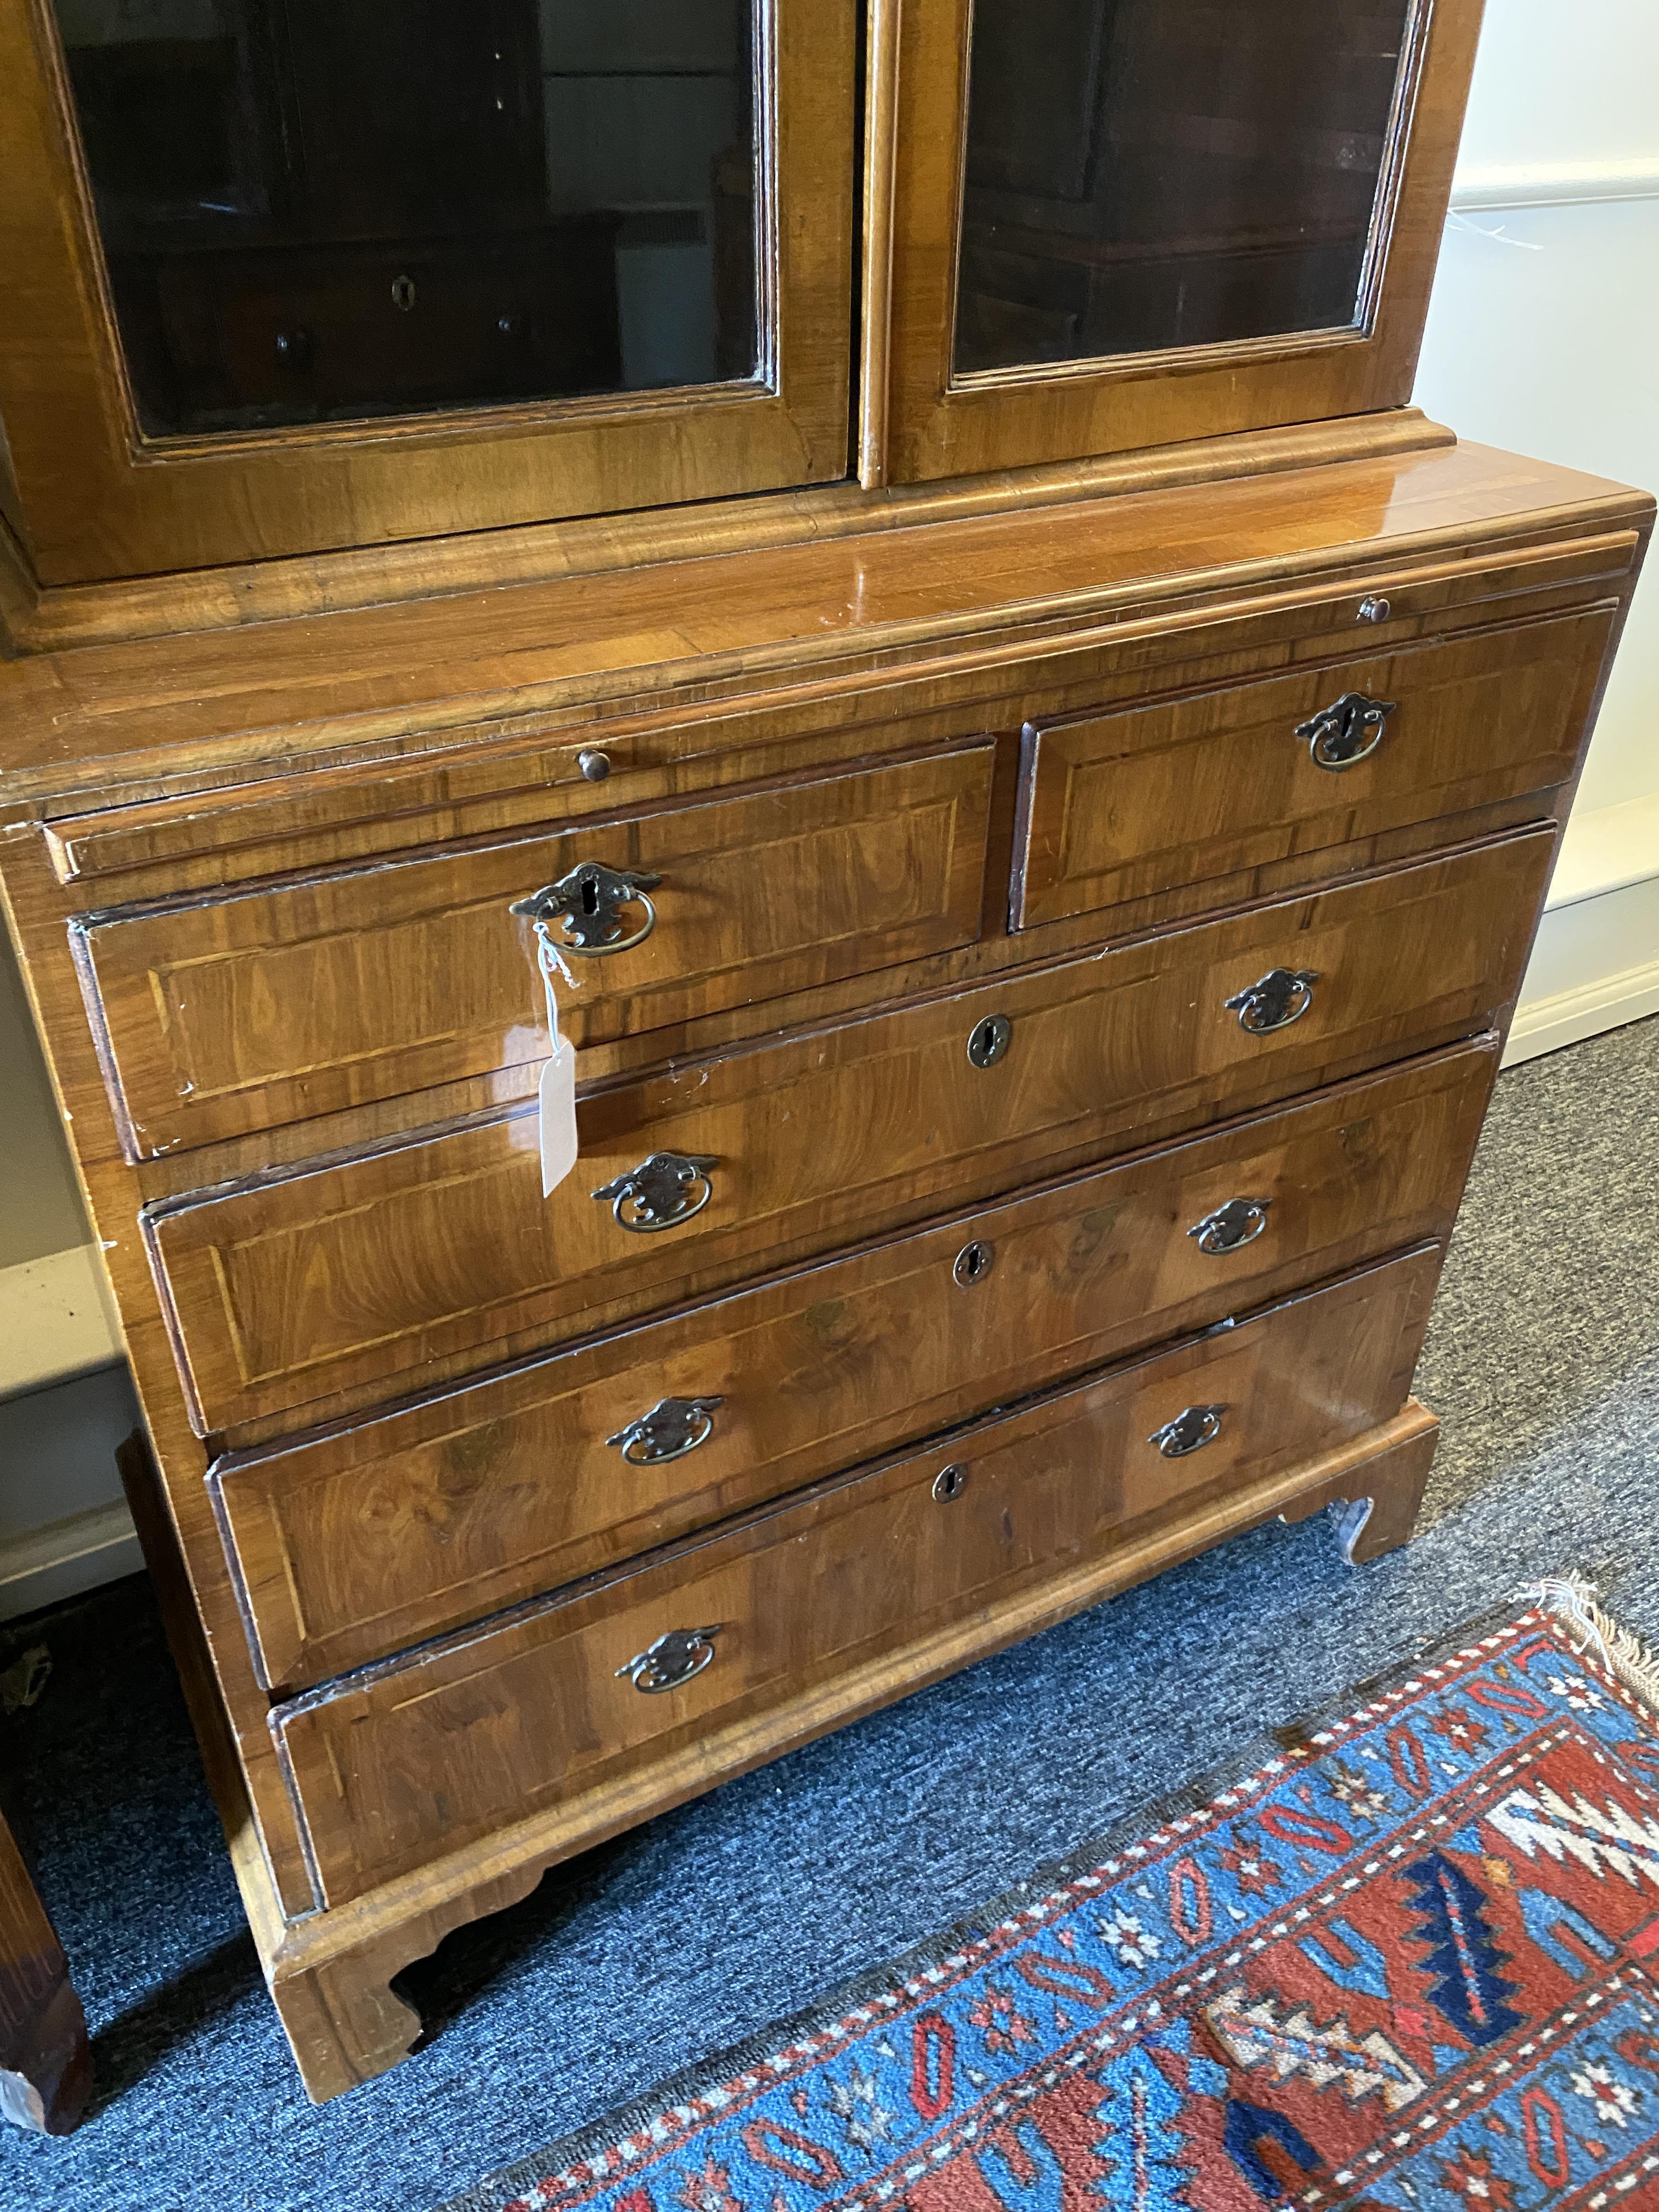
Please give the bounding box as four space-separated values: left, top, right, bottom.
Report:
268 1245 1441 1907
1013 605 1610 932
144 827 1551 1435
74 743 994 1158
216 1040 1496 1691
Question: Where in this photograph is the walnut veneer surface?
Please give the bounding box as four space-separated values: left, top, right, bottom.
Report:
215 1042 1494 1694
1 431 1650 2102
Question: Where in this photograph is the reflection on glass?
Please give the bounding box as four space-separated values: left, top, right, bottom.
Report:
955 0 1413 376
50 0 758 436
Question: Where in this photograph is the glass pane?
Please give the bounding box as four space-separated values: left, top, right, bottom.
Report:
955 0 1413 376
52 0 759 436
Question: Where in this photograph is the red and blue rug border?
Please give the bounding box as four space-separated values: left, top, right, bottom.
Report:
439 1591 1659 2212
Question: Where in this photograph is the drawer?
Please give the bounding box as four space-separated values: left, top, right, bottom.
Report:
269 1245 1442 1906
216 1040 1496 1690
1013 605 1611 932
74 743 994 1158
40 537 1634 901
146 827 1552 1435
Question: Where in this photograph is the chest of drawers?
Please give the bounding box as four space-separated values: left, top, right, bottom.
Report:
1 436 1650 2105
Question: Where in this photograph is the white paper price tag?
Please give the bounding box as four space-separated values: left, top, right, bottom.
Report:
534 926 579 1197
538 1035 577 1195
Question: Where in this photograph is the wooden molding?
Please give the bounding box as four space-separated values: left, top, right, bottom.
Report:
0 411 1455 659
857 0 904 489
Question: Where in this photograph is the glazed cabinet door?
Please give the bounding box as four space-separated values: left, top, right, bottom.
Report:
0 0 855 580
862 0 1481 486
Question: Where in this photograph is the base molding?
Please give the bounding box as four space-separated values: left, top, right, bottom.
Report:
205 1402 1436 2103
0 1499 141 1625
1505 952 1659 1065
1506 795 1659 1066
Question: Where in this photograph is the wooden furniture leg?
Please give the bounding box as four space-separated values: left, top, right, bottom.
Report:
1333 1412 1438 1563
0 1801 90 2134
1275 1400 1439 1564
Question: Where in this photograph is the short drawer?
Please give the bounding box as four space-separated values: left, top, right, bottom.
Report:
269 1244 1442 1906
1013 605 1611 932
74 743 994 1158
145 827 1552 1434
216 1040 1495 1690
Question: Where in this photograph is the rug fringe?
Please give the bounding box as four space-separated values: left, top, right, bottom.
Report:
1524 1573 1659 1716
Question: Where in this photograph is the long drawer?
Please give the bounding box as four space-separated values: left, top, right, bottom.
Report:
217 1041 1496 1691
269 1245 1442 1907
74 743 994 1158
145 828 1553 1434
1013 605 1609 931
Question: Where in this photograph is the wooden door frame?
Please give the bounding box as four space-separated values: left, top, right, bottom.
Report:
0 0 857 585
859 0 1483 489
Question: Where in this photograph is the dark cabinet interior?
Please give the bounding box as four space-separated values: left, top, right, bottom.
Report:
956 0 1416 374
55 0 757 435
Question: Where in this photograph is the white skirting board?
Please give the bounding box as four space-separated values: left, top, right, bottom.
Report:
1504 795 1659 1066
0 1357 145 1622
0 1498 143 1624
1504 952 1659 1065
0 1248 141 1620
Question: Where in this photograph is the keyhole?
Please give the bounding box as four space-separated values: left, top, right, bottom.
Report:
933 1464 968 1502
953 1238 995 1287
581 877 600 915
967 1013 1012 1069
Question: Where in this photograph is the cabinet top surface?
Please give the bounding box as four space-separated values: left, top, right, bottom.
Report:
0 437 1649 815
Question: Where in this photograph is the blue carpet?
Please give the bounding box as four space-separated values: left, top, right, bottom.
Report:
3 1013 1657 2212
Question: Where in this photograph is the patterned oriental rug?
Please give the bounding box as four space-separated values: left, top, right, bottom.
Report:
445 1587 1659 2212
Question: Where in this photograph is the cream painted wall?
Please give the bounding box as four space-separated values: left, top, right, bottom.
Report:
1446 0 1659 182
1417 196 1658 817
1413 0 1659 819
1411 0 1659 1068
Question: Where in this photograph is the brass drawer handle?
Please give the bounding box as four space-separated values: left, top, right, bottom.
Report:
616 1626 721 1694
591 1152 718 1233
1296 690 1396 771
1225 967 1318 1035
607 1395 724 1466
510 860 661 955
1149 1404 1227 1458
1188 1197 1271 1255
